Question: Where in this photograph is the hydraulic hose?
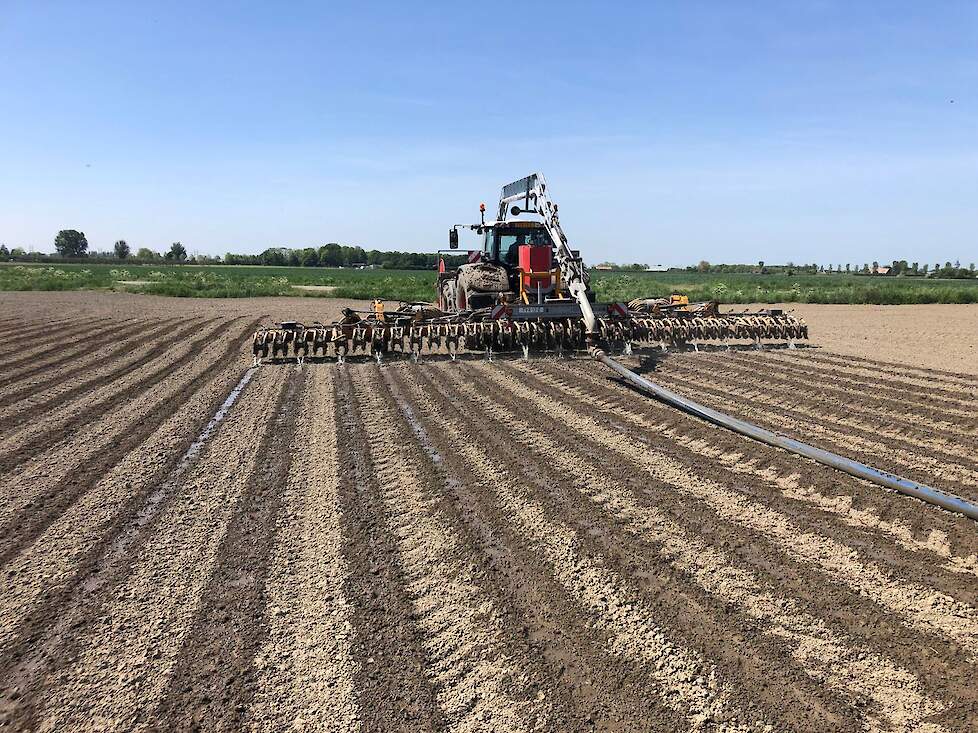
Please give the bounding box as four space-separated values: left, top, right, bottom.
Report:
592 350 978 522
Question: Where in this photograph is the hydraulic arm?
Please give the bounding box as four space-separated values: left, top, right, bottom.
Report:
496 173 599 338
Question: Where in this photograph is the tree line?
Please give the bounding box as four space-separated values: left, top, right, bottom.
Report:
0 231 467 270
690 260 976 279
223 244 466 270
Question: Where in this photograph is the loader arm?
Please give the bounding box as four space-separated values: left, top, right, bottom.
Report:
497 173 598 339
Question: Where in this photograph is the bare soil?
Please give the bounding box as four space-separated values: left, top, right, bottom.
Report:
0 290 975 732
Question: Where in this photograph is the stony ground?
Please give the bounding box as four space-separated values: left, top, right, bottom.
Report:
0 292 976 732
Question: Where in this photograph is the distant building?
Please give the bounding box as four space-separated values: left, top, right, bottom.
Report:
594 264 614 271
645 264 668 272
873 266 891 275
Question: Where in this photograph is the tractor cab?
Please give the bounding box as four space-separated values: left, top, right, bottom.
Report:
480 221 561 303
440 220 563 311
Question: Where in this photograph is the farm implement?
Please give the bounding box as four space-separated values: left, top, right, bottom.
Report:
250 173 978 522
252 173 806 364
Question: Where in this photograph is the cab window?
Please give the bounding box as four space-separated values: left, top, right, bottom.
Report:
496 228 550 265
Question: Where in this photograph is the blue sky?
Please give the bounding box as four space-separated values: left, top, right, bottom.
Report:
1 1 975 265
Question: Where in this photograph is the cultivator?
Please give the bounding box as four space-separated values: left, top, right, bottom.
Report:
252 300 806 364
253 172 806 365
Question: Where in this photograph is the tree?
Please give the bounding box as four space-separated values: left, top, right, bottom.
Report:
54 229 89 257
136 247 158 261
300 248 319 267
845 263 851 273
11 247 26 258
696 260 710 273
165 241 187 261
114 239 130 259
319 242 343 267
0 244 8 260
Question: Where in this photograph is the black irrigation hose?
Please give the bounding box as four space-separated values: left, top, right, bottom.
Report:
593 350 978 522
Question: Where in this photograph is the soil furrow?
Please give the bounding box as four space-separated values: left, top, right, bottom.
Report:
0 317 215 451
541 359 978 581
0 317 232 474
0 317 184 410
20 368 286 730
248 367 363 732
724 350 978 419
473 361 978 659
332 366 446 731
708 352 978 436
352 366 546 730
0 319 252 567
0 324 260 662
153 369 301 729
404 363 770 732
0 319 134 377
650 368 978 495
0 321 146 392
435 362 953 731
654 366 978 470
0 317 208 430
0 317 94 351
772 351 978 401
792 349 978 387
389 367 685 732
0 319 248 519
487 361 978 723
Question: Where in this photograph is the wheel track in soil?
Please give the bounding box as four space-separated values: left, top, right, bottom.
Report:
0 316 231 475
783 349 978 388
0 319 244 519
537 359 978 580
351 366 553 731
0 316 128 364
152 368 302 729
0 316 185 410
0 317 208 431
650 368 978 495
468 361 978 662
0 320 264 656
770 350 978 400
330 366 446 731
655 358 978 463
394 364 747 732
429 361 956 732
390 365 707 732
723 350 978 420
0 320 258 567
16 367 288 730
702 352 978 436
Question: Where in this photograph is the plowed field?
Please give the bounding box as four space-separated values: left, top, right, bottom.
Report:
1 293 976 732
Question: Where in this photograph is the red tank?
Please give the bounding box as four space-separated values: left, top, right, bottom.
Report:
518 244 554 298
